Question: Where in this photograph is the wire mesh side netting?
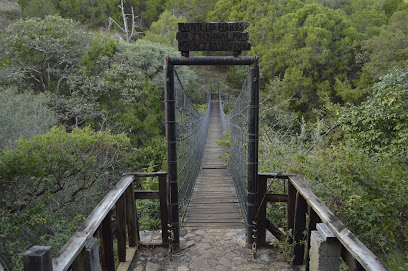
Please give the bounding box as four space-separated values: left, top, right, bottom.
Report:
175 70 211 219
219 74 251 220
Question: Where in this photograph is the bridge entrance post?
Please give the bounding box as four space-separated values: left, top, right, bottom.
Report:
164 57 180 248
247 57 260 245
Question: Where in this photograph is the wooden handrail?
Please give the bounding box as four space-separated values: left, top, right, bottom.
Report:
24 172 169 271
258 173 389 271
288 175 389 271
52 175 135 271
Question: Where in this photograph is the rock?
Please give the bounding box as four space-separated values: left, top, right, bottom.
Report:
178 266 189 271
219 257 232 267
146 261 160 271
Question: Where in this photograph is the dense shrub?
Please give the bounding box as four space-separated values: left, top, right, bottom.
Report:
0 126 130 270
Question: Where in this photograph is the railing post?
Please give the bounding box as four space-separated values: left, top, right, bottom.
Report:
165 56 180 247
287 179 296 233
158 174 169 245
257 174 267 246
71 238 100 271
116 193 127 262
247 56 259 245
125 183 139 246
23 246 53 271
100 211 115 271
293 192 307 265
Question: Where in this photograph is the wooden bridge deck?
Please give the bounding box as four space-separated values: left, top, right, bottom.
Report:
183 100 243 229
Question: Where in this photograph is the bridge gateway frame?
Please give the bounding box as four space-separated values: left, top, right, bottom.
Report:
164 56 260 247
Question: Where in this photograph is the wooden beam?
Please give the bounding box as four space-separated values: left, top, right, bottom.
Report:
134 191 160 200
178 22 249 32
266 218 283 241
266 193 288 202
258 173 297 179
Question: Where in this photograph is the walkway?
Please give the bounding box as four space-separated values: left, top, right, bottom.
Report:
131 229 293 271
183 100 243 229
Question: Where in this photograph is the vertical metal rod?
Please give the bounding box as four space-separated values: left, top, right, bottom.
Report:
247 56 259 244
165 56 180 247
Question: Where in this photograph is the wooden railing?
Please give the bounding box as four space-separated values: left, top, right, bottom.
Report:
256 173 389 271
23 172 168 271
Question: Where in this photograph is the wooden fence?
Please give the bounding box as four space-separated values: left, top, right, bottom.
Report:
256 173 389 271
23 172 168 271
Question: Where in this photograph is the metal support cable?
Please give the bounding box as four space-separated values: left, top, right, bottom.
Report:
174 69 211 221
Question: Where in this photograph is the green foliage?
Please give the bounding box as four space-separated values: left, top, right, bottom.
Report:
58 0 119 28
260 3 362 115
341 68 408 155
0 15 90 93
358 10 408 88
81 34 118 75
0 126 130 270
128 0 167 27
143 10 185 48
166 0 218 22
19 0 59 18
345 0 387 38
0 87 56 149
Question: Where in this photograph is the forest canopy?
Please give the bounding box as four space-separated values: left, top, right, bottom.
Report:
1 0 408 270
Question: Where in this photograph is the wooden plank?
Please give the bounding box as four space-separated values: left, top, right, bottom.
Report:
178 22 249 32
266 193 288 202
176 31 248 42
178 41 251 52
116 247 137 271
289 176 389 271
183 98 243 229
134 190 159 200
52 175 134 271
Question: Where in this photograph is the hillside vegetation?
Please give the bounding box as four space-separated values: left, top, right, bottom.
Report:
1 0 408 270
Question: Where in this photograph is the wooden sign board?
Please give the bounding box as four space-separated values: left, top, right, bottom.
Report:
177 22 251 56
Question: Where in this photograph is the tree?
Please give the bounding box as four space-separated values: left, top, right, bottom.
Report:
0 16 90 93
108 0 142 42
259 4 361 115
345 0 387 38
143 10 185 48
341 68 408 154
166 0 218 22
0 126 130 270
58 0 119 28
18 0 59 18
360 10 408 82
0 87 56 149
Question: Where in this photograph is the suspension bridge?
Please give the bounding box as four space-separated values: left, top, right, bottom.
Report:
23 56 389 271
